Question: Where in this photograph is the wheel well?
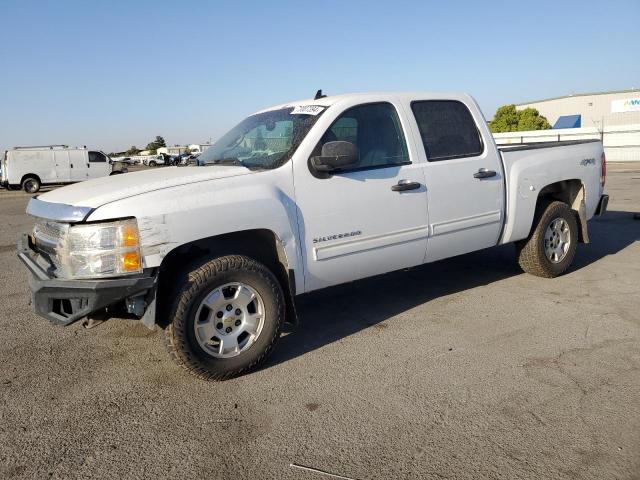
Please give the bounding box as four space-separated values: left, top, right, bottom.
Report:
20 173 41 185
535 179 587 242
155 229 296 328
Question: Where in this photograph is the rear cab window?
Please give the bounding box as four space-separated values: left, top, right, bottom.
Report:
411 100 484 161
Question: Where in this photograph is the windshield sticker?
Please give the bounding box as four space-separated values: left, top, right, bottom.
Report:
290 105 325 115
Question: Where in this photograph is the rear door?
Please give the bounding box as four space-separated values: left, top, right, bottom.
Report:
407 98 504 262
88 151 111 178
69 150 88 181
53 150 71 182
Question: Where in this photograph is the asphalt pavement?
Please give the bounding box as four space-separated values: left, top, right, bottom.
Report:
1 164 639 479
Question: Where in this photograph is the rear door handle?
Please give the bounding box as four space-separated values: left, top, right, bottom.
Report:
473 168 496 179
391 180 421 192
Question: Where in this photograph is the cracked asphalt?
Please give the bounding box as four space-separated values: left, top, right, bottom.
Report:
1 164 639 480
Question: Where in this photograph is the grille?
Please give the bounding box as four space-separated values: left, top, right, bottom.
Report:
32 220 67 260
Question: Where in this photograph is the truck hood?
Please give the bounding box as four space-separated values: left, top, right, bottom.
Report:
37 166 253 209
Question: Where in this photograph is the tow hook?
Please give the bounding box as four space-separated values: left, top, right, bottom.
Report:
126 294 147 317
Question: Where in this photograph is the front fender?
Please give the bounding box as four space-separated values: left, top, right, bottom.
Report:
86 168 303 293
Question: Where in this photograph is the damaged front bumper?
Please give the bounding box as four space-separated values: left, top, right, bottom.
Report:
17 234 157 327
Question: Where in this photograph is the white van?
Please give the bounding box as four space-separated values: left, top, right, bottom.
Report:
1 145 124 193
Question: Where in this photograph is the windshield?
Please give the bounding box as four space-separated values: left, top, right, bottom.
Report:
197 106 325 170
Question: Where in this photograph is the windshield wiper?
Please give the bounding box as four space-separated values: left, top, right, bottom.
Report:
207 157 245 167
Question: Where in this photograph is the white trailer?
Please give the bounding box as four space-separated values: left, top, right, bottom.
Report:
1 145 123 193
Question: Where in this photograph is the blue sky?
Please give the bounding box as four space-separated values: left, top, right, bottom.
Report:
1 0 639 153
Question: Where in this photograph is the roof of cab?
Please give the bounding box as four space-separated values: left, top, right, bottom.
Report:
255 91 474 114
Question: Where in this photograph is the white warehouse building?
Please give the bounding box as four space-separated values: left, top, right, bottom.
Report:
493 89 640 162
516 89 640 129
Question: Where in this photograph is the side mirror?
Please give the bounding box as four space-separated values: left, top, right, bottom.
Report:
311 141 358 172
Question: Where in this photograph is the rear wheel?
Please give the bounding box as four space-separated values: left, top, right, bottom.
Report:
164 255 285 380
516 201 578 278
22 176 40 193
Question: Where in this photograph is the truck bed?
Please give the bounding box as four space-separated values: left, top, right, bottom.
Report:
498 138 604 245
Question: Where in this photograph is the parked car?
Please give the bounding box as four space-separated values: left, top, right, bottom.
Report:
177 153 194 166
18 92 608 380
119 157 140 166
1 145 125 193
142 154 166 167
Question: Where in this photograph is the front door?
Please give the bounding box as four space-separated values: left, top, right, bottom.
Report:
408 99 504 262
88 151 111 178
293 101 429 292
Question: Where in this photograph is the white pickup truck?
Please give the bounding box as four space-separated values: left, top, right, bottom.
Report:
18 92 608 380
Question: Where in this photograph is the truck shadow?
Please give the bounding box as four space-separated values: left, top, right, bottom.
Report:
264 210 639 370
571 210 639 269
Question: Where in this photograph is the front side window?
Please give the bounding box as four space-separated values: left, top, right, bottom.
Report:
88 151 107 163
411 100 483 161
197 107 325 170
315 102 410 170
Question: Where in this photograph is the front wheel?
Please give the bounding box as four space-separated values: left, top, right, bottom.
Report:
149 161 157 167
164 255 285 380
22 176 40 193
516 201 578 278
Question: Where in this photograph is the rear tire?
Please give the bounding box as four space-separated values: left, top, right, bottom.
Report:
516 201 578 278
164 255 285 380
22 176 40 193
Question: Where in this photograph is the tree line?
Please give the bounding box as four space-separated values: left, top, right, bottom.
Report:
109 136 167 157
489 105 551 133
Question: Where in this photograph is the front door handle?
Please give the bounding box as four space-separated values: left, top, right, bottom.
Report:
391 179 421 192
473 168 496 179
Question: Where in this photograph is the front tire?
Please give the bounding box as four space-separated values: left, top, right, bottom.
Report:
164 255 285 380
149 161 157 167
516 201 578 278
22 176 40 193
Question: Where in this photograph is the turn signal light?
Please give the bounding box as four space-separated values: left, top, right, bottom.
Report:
121 251 142 272
121 223 140 247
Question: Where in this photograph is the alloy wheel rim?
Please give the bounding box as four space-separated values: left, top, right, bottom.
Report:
544 218 571 263
193 282 265 358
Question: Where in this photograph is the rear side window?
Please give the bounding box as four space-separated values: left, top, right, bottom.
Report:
411 101 483 161
316 102 410 170
88 151 107 162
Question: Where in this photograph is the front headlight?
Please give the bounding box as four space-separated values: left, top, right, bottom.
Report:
35 218 143 279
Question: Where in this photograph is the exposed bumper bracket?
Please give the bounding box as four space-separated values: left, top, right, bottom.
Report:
17 234 156 326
